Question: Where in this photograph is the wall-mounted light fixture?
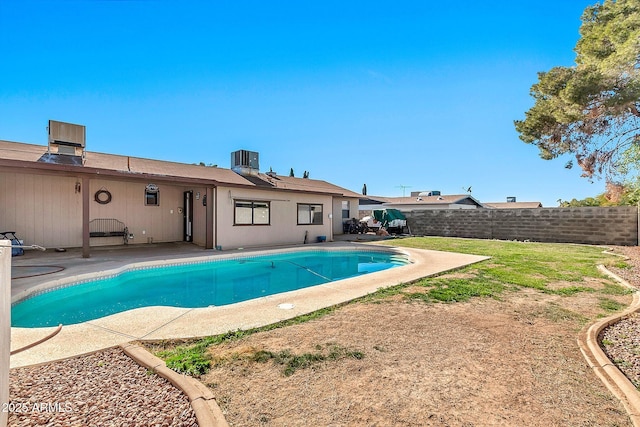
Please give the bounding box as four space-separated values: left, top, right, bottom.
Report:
75 182 81 193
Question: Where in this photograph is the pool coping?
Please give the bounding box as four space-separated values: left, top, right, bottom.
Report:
10 243 489 368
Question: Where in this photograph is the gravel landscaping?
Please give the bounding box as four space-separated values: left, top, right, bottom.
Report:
7 347 197 427
601 246 640 391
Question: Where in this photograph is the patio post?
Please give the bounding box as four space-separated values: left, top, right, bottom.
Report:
206 187 214 249
82 176 90 258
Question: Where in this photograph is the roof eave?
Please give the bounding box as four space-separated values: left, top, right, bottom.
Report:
0 157 357 196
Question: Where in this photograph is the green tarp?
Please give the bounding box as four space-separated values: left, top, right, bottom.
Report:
372 209 406 226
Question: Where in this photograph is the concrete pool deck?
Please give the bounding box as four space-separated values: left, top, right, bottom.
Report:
9 241 489 368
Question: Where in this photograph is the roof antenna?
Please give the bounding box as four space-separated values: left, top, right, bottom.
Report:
395 185 412 197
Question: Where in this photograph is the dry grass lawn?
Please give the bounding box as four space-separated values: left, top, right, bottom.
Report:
149 254 635 426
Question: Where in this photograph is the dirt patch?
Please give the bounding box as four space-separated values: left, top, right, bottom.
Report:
197 289 633 426
546 276 609 291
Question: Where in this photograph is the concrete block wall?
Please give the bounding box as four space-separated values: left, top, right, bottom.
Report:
405 206 638 246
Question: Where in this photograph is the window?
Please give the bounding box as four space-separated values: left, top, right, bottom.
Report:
234 200 270 225
145 185 159 206
297 203 323 225
341 200 350 219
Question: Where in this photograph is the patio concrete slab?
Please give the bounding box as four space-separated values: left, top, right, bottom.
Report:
9 242 489 368
12 323 140 367
86 306 193 339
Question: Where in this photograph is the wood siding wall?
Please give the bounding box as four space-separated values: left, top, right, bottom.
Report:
0 172 82 247
0 172 193 248
89 179 185 245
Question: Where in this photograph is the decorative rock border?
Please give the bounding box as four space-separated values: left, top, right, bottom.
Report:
577 265 640 427
120 343 229 427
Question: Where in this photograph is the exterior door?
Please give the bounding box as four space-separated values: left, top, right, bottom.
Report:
184 191 193 242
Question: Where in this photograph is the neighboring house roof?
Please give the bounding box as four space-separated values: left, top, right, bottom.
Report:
484 202 543 209
359 195 389 205
0 140 359 198
260 174 363 198
383 194 482 206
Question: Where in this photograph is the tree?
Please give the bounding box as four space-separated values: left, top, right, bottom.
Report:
289 168 295 177
514 0 640 180
557 181 640 206
302 171 309 178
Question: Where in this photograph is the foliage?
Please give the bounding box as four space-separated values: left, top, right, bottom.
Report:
514 0 640 180
289 167 295 177
598 297 626 312
557 180 640 206
158 345 212 376
248 344 364 376
155 330 251 376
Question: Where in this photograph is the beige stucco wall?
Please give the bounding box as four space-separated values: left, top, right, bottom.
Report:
0 172 82 248
215 186 333 249
332 197 359 235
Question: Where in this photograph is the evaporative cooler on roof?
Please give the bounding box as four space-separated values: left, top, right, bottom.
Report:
48 120 86 156
38 120 86 166
231 150 260 176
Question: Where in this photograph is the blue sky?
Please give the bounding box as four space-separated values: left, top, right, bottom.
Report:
1 0 605 206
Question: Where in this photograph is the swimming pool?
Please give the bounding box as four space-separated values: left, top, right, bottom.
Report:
12 249 409 328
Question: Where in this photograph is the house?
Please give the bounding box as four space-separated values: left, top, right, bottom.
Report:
0 121 361 257
360 192 483 216
484 197 542 209
360 191 543 215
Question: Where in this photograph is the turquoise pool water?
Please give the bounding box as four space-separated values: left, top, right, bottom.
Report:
12 250 408 328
